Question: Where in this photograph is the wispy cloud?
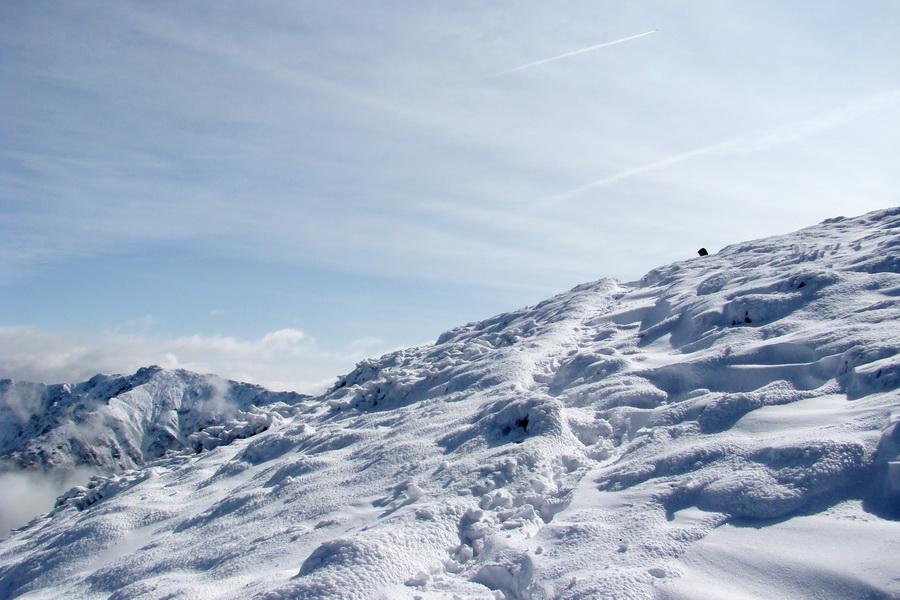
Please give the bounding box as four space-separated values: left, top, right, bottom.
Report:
3 1 900 367
0 326 391 394
545 89 900 204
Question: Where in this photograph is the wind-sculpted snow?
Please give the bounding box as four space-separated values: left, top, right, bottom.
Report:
1 208 900 599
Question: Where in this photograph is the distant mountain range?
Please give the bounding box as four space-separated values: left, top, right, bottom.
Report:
0 366 309 473
1 208 898 599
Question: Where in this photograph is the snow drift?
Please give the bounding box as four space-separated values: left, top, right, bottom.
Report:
1 208 899 599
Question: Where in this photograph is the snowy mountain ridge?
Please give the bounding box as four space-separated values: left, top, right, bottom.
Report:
0 366 309 473
1 208 899 599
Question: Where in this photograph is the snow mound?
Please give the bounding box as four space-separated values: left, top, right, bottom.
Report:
1 207 899 599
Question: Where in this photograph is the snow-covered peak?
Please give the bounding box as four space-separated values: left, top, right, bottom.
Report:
0 367 309 473
1 208 898 599
330 208 900 418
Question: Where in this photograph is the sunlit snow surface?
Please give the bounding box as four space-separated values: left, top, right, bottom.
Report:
2 208 899 599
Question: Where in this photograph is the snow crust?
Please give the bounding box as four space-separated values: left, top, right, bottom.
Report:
1 208 899 599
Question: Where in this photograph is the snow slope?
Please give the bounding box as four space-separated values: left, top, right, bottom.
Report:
1 208 899 599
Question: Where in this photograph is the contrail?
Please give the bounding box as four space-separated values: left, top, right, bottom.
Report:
541 88 900 205
493 30 658 77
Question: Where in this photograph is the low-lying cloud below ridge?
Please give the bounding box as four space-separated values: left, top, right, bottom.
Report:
0 467 99 539
0 325 391 395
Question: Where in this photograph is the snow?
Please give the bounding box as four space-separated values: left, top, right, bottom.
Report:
0 367 309 473
660 502 900 600
1 207 899 599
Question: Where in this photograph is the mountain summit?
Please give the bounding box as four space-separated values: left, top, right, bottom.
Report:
0 366 309 474
1 208 898 599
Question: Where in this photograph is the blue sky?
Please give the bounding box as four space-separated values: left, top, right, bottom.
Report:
2 1 899 392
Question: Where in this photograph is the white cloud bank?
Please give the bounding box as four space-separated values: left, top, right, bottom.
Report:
0 468 99 539
0 326 390 395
